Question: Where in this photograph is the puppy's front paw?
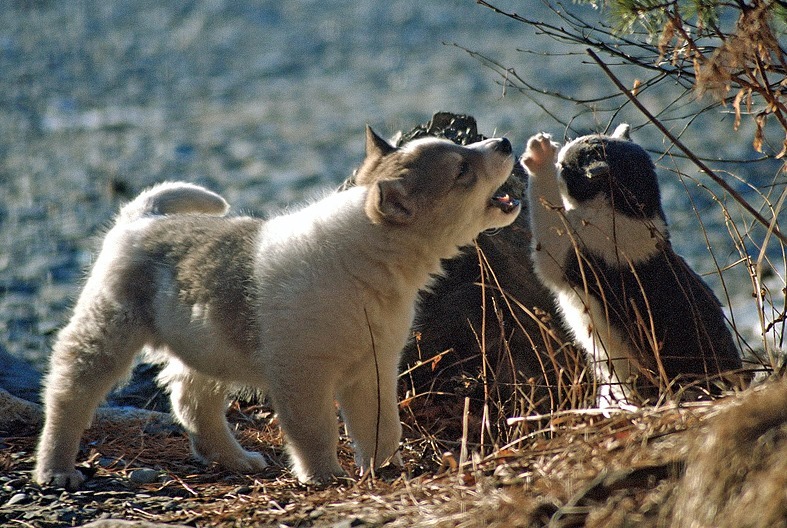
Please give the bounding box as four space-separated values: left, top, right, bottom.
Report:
234 451 269 472
213 450 269 473
297 467 349 487
522 133 559 174
35 468 86 491
290 456 347 486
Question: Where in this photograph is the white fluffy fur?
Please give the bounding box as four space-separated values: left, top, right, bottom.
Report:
35 132 517 489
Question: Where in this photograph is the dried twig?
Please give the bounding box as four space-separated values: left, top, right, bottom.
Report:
586 47 787 246
364 306 382 470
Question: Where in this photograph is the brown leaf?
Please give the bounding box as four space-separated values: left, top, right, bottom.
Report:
631 79 642 97
430 353 443 371
776 137 787 159
733 89 745 131
658 18 676 64
754 113 767 153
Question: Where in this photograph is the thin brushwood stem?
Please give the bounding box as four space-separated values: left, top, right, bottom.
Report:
756 187 787 364
459 396 470 470
475 243 491 458
587 47 787 246
473 247 566 411
363 307 381 471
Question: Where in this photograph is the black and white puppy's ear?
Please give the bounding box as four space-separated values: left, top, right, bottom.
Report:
366 178 416 226
611 124 631 141
366 125 397 159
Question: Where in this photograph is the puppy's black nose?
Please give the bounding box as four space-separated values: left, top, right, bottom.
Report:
495 138 512 155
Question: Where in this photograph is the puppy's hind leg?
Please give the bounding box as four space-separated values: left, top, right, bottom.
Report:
161 361 267 473
35 299 147 489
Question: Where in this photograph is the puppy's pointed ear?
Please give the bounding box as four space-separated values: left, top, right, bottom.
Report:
366 178 416 225
611 124 631 141
366 125 397 159
354 127 398 187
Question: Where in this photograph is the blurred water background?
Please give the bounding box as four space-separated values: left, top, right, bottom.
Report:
1 0 784 376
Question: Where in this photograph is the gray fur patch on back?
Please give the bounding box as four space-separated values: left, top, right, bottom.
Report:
140 216 263 353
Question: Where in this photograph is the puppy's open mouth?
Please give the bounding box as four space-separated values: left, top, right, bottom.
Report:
489 191 521 214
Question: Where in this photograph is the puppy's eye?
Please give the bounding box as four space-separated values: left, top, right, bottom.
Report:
456 160 476 186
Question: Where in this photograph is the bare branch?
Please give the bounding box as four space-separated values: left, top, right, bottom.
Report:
586 47 787 245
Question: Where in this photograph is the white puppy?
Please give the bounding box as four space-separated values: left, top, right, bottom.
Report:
34 127 519 489
522 127 740 406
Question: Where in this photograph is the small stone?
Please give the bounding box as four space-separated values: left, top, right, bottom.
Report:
93 490 134 499
162 487 192 499
309 507 326 519
128 469 161 484
5 492 29 506
56 509 80 523
98 456 127 469
4 478 26 489
73 489 96 497
39 494 59 504
158 500 176 512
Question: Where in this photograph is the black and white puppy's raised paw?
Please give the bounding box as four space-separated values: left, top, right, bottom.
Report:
522 133 559 177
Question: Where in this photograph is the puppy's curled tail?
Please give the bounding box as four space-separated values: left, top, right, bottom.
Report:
117 182 230 224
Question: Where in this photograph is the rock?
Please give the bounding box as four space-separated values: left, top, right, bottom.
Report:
127 469 162 485
5 493 30 506
0 345 42 403
3 478 27 490
309 507 326 519
329 519 369 528
98 457 128 469
0 387 43 432
0 383 173 442
94 406 173 428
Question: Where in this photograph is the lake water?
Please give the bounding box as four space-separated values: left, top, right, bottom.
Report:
0 0 783 368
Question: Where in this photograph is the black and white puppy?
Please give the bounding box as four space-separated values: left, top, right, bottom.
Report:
522 126 742 405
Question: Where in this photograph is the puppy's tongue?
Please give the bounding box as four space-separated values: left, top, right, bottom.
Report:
490 192 521 214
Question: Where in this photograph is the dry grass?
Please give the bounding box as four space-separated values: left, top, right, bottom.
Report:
3 243 781 527
3 387 744 527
